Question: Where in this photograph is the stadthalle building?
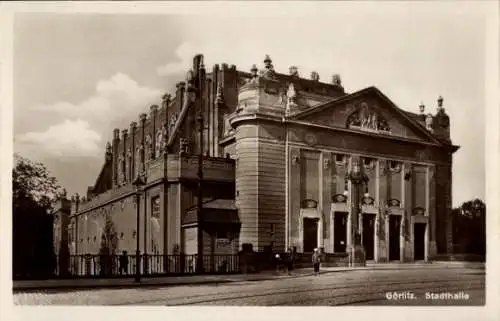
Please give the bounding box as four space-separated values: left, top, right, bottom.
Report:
53 54 458 263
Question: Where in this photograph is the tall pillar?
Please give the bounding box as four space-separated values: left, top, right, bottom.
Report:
347 156 367 267
429 166 437 257
130 121 137 179
150 105 159 159
346 156 352 248
425 165 430 261
374 159 380 262
112 128 120 187
400 163 406 262
318 153 324 249
139 113 147 173
121 129 128 183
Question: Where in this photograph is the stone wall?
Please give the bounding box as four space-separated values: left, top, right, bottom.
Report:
235 124 259 248
257 135 286 251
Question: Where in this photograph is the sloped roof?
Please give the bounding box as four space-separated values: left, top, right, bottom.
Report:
91 159 113 195
290 86 446 146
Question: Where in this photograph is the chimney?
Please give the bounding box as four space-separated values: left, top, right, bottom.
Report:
75 193 80 213
332 74 342 86
310 71 320 82
419 102 425 114
289 66 299 77
437 95 444 112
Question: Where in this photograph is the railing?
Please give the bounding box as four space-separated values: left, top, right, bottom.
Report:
53 254 240 278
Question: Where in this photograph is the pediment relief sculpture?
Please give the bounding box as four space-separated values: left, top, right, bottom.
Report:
346 102 391 134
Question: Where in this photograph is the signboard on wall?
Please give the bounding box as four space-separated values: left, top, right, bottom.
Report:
216 238 231 247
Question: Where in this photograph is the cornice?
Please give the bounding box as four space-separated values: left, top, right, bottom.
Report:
229 112 444 149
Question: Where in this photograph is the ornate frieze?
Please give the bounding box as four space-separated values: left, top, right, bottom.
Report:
332 193 347 203
362 195 375 206
301 199 318 209
304 133 318 146
323 158 331 169
412 207 425 216
346 102 391 134
387 198 401 208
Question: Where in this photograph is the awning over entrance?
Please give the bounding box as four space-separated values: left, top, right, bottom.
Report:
183 199 239 226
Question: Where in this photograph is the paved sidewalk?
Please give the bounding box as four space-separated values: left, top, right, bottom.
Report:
12 267 351 292
12 261 484 292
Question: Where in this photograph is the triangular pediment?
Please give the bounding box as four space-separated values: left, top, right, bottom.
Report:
290 87 440 144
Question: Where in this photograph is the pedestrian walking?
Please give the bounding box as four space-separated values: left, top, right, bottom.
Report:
312 248 321 276
119 251 129 275
275 253 282 273
286 248 293 275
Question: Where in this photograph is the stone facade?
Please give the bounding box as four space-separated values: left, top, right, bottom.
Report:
53 54 458 263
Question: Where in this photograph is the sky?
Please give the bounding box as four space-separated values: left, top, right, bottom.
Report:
11 3 490 207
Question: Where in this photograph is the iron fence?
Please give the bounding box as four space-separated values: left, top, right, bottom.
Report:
53 254 240 278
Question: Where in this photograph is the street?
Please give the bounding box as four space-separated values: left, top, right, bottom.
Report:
13 266 485 306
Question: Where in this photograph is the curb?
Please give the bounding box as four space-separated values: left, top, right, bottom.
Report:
12 269 349 293
12 278 235 293
13 263 481 292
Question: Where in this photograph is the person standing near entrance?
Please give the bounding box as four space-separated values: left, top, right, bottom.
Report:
312 248 321 276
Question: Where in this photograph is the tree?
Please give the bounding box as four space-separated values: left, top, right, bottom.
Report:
12 154 63 279
13 154 62 212
98 214 118 276
452 198 486 256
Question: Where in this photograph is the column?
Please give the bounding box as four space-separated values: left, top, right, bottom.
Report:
400 163 406 262
346 156 352 248
318 153 324 249
121 129 128 184
374 159 380 262
425 165 430 261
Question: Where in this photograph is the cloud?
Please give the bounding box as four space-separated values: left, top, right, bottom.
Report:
16 119 102 158
34 73 162 126
16 73 163 158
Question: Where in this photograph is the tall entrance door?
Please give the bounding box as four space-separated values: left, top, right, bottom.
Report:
414 223 426 261
334 212 348 253
389 215 401 261
303 218 318 253
362 214 376 260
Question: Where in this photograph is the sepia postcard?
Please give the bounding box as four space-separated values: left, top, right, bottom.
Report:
1 2 499 321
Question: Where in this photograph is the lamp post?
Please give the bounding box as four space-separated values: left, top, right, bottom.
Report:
191 54 205 273
133 175 146 282
346 157 369 267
